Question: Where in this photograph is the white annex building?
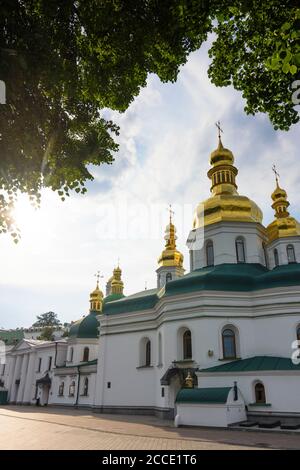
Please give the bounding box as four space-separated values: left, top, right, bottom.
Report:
2 136 300 428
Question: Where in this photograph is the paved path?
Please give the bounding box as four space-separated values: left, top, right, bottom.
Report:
0 406 299 450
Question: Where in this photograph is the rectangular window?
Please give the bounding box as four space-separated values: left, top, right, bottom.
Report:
1 364 5 376
107 382 111 389
161 387 165 398
37 358 42 372
48 356 52 371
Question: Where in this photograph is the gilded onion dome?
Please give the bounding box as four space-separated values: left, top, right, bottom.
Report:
89 279 104 312
104 265 125 303
266 179 300 242
111 265 124 295
193 137 263 228
158 215 184 268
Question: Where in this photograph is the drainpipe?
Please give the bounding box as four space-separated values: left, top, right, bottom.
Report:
75 366 81 407
54 342 58 367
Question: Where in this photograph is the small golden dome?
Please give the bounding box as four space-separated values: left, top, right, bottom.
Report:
111 265 124 295
158 216 184 268
210 138 234 166
89 280 103 312
267 178 300 242
193 137 263 229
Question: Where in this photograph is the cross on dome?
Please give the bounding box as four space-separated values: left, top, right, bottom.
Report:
215 120 224 140
94 270 104 288
167 204 175 223
272 164 280 186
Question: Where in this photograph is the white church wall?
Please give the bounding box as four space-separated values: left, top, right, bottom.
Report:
197 374 300 414
188 222 267 270
66 339 98 366
97 329 156 409
267 237 300 269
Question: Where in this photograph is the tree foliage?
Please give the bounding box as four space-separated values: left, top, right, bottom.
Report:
32 311 61 328
0 1 299 240
37 326 55 341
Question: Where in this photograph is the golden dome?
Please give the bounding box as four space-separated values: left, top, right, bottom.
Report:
267 179 300 242
193 137 263 228
111 265 124 295
158 215 184 268
89 280 104 312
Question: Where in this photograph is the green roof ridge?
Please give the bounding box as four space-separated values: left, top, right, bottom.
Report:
176 387 231 404
102 263 300 316
200 356 300 373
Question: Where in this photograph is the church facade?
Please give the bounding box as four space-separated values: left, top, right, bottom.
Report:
2 136 300 427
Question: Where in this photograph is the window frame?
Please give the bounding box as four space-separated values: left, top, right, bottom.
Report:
254 382 266 404
183 330 192 360
83 347 89 363
287 244 296 264
274 248 279 267
206 240 214 267
235 237 246 263
222 328 237 359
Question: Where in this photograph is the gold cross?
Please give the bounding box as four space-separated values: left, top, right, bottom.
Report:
215 120 223 140
167 204 175 223
94 271 103 286
272 164 280 185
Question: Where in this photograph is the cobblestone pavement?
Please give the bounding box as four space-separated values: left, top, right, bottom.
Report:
0 406 299 450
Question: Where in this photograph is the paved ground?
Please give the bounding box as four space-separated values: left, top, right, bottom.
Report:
0 406 299 450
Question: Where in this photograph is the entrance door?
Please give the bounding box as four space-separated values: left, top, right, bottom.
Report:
40 385 50 406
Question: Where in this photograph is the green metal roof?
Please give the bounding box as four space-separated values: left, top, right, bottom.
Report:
102 263 300 316
69 311 100 339
165 263 300 296
103 288 158 315
104 293 125 304
200 356 300 373
0 329 24 345
176 387 231 404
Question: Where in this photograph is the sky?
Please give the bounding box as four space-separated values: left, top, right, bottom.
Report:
0 39 299 329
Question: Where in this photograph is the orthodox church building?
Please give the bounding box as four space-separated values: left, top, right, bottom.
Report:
2 135 300 427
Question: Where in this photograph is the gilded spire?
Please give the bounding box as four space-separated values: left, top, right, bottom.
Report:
271 165 290 218
207 128 238 196
111 264 124 295
267 167 300 242
192 128 263 229
90 271 104 312
158 207 183 268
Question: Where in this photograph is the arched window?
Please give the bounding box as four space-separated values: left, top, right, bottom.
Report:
183 330 192 360
58 382 64 396
206 241 214 267
139 337 152 367
222 328 236 359
235 238 246 263
83 347 89 362
287 244 296 264
83 377 89 396
262 243 268 268
255 382 266 404
145 340 151 366
166 272 172 283
274 248 279 267
69 347 74 363
69 381 75 397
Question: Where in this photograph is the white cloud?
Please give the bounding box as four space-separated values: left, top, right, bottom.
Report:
0 40 299 328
